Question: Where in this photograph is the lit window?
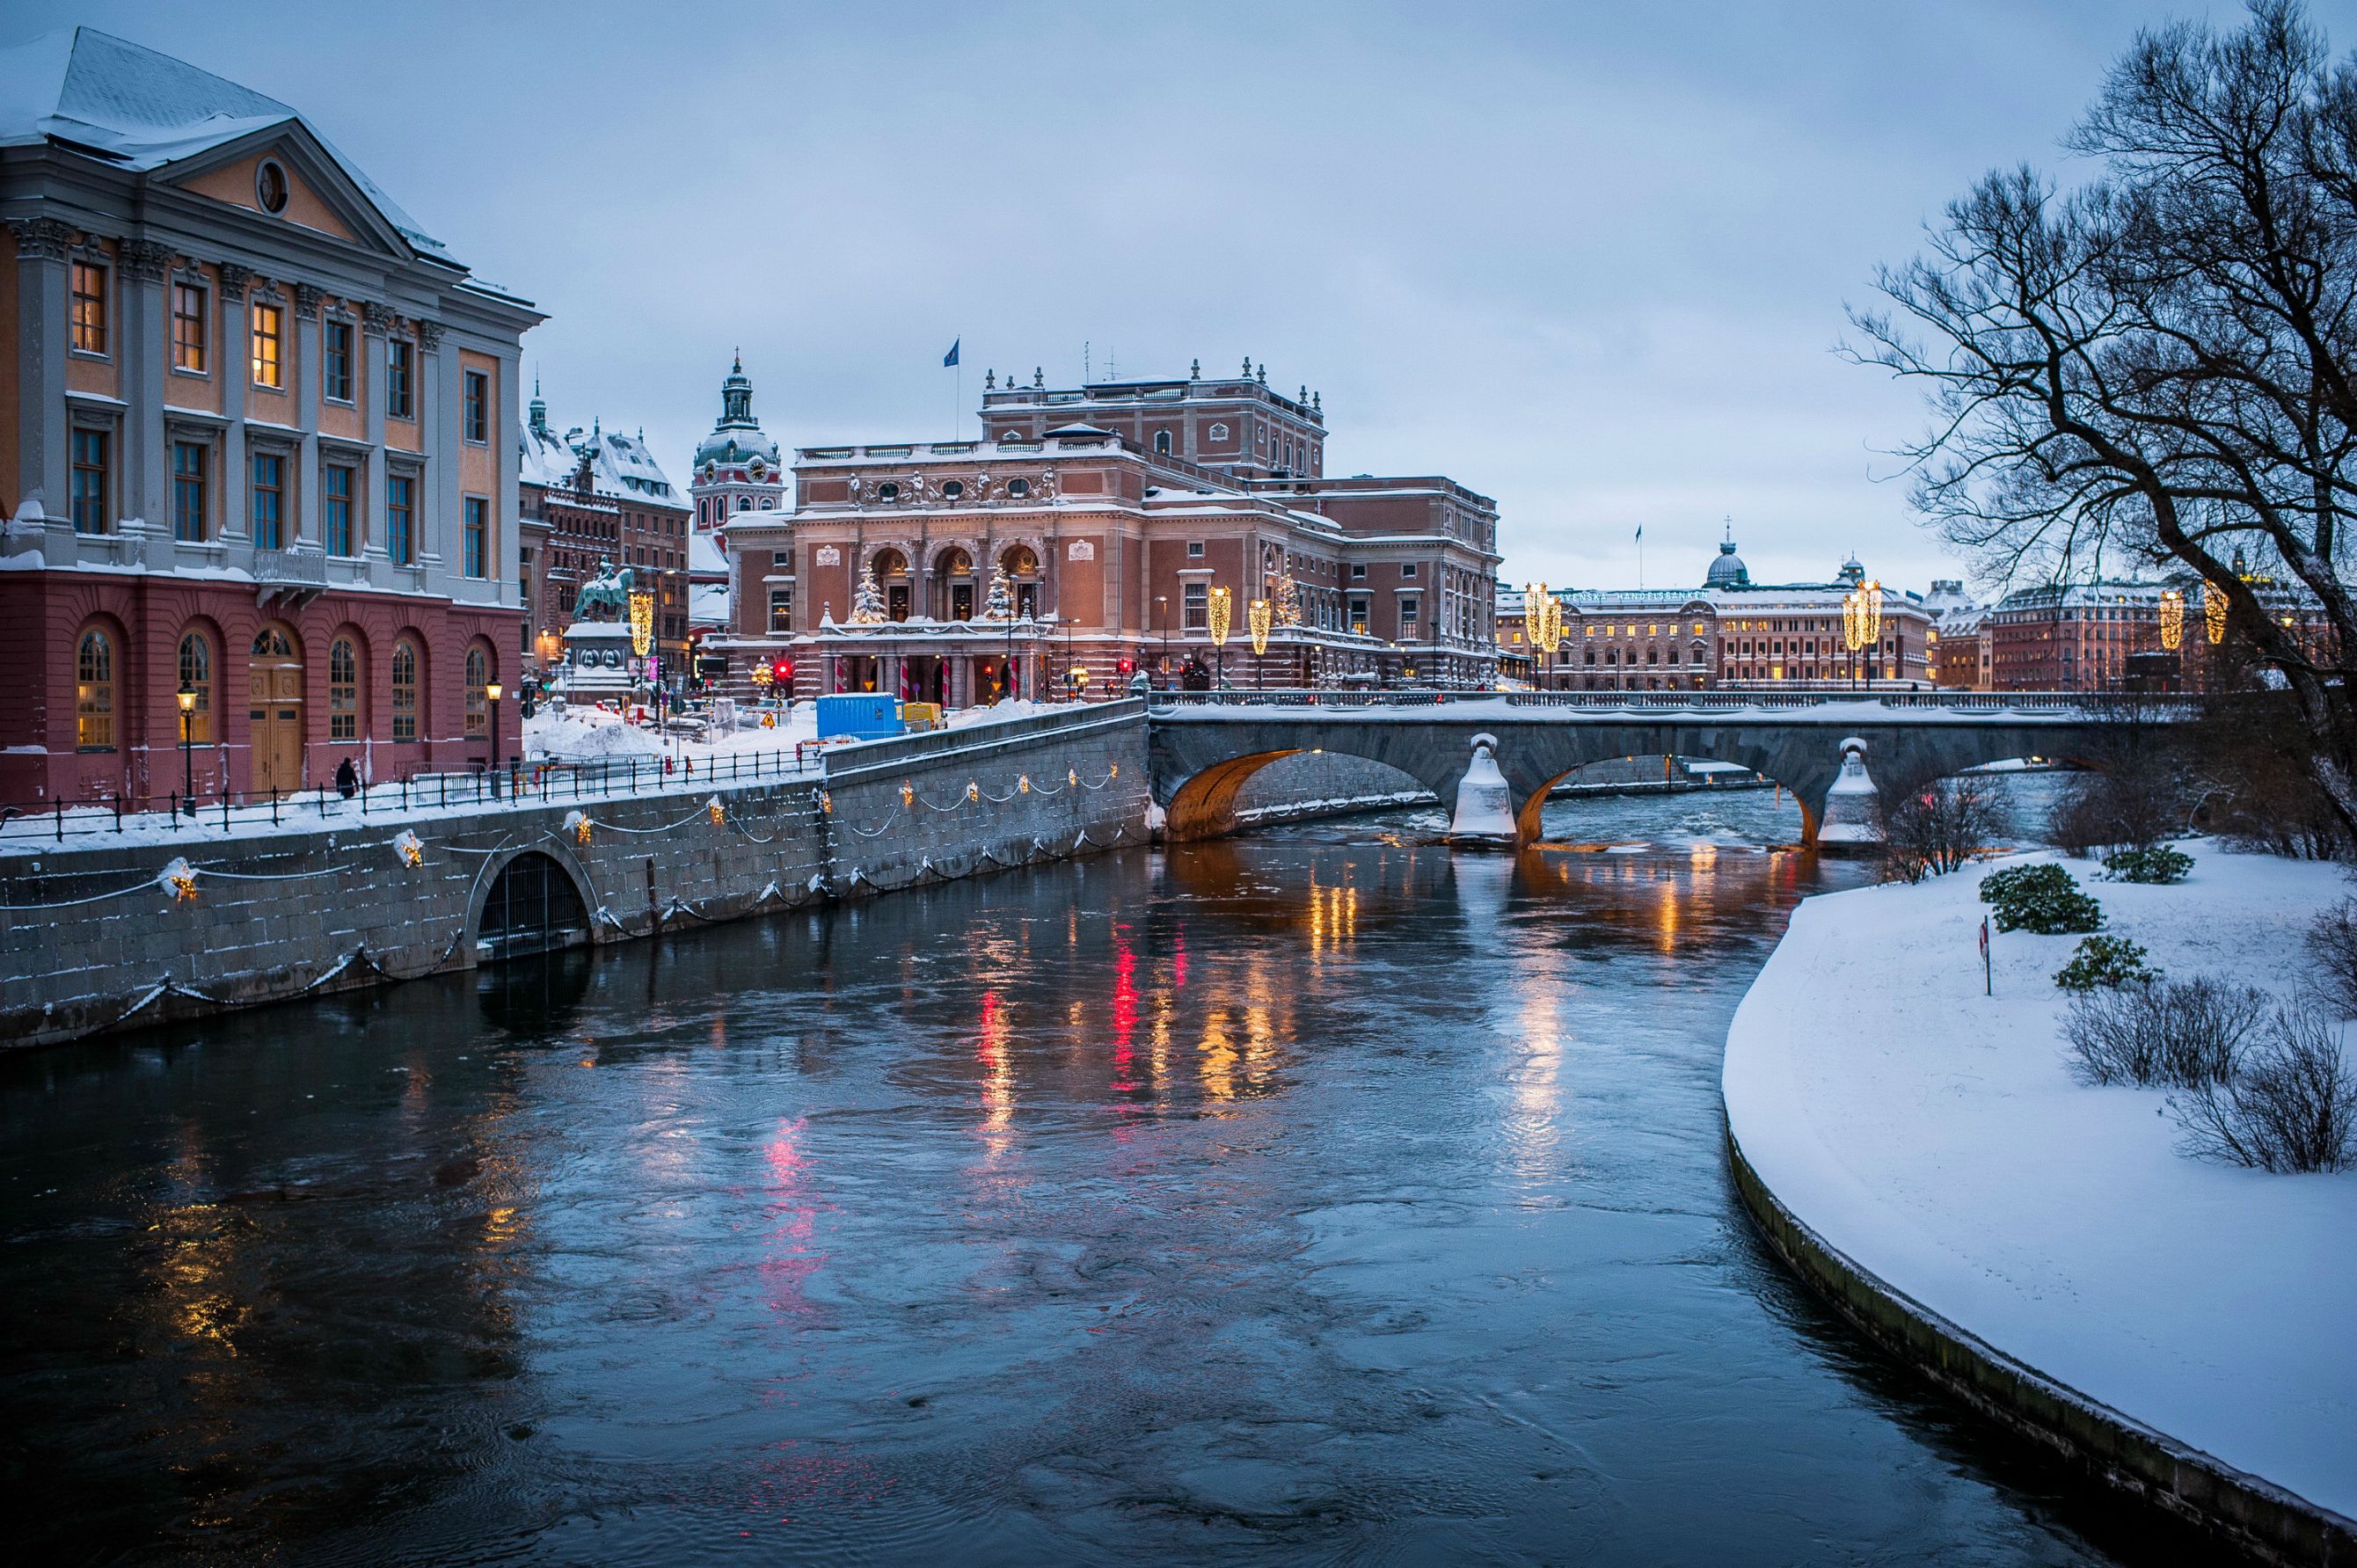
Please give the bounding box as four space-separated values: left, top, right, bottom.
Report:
1154 430 1171 456
251 301 282 388
178 631 213 742
77 628 114 749
465 645 490 737
70 260 106 354
770 588 793 632
172 282 207 372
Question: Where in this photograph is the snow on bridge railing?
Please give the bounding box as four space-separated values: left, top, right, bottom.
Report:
1144 688 2193 716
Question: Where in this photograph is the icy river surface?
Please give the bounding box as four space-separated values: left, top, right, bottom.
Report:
3 777 2178 1564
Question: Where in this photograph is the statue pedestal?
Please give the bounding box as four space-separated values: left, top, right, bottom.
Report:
1448 733 1519 847
557 621 641 701
1816 737 1884 855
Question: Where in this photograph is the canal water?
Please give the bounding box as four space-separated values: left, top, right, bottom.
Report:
0 777 2171 1565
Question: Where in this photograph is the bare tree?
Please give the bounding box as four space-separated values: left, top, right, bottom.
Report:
1849 1 2357 840
1876 768 2012 881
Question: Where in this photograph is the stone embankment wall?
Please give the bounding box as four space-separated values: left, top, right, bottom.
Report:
0 702 1150 1049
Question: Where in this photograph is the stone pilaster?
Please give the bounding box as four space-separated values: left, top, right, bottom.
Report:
294 284 324 545
417 319 449 585
117 238 173 537
6 218 75 530
360 301 391 560
216 264 250 543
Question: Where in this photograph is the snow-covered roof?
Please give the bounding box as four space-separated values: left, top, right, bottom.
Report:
518 402 686 511
0 27 454 264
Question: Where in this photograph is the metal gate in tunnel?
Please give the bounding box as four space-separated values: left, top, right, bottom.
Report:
476 851 590 962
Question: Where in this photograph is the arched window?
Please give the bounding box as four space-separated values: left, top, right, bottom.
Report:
465 645 490 737
877 482 900 503
1154 430 1171 456
1005 478 1030 500
177 630 213 743
330 637 359 741
391 639 420 742
872 548 909 579
76 627 114 750
736 496 751 510
1000 544 1039 577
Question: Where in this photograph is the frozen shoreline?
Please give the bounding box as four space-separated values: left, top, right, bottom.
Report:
1722 842 2357 1524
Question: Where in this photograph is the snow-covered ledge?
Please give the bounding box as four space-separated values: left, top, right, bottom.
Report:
1723 842 2355 1564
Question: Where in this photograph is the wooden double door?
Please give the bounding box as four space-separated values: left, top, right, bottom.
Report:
248 625 304 797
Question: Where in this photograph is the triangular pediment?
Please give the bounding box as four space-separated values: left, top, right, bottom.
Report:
159 122 414 260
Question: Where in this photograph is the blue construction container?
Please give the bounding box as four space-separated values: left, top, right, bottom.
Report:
815 693 903 741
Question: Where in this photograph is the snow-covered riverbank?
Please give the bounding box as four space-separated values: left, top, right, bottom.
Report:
1723 842 2357 1521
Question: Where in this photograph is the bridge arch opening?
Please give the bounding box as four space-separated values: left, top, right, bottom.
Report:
1513 754 1815 847
475 850 593 962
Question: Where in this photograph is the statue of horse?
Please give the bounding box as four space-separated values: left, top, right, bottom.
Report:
574 558 636 621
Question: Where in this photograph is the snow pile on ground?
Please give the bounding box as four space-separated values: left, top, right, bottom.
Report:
1724 841 2356 1515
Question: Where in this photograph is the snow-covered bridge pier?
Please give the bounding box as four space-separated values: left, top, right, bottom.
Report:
1146 689 2180 845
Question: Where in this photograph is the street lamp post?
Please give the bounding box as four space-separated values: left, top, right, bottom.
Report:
1208 586 1233 689
175 683 196 815
1157 594 1169 682
486 681 503 798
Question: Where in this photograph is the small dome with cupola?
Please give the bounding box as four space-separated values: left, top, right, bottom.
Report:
1704 522 1749 588
693 354 782 473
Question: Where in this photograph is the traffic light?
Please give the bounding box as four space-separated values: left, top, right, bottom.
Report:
1116 658 1135 675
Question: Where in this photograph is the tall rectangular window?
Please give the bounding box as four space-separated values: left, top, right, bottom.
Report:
250 452 284 549
387 339 413 419
463 495 488 579
1399 595 1420 627
324 319 353 401
324 463 354 556
1183 582 1208 630
69 260 106 354
172 441 208 542
463 369 488 442
70 429 109 534
769 588 793 633
251 301 282 388
171 282 208 372
1347 596 1370 634
385 474 413 564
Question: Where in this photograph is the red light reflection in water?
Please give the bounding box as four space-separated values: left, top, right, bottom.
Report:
976 988 1013 1159
1110 928 1138 1094
1172 925 1187 990
760 1118 821 1322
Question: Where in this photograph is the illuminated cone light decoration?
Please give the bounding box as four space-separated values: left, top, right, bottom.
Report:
1249 597 1273 655
2159 587 2186 651
2204 582 2229 645
1208 585 1233 684
1525 583 1565 656
628 590 655 660
1842 580 1883 675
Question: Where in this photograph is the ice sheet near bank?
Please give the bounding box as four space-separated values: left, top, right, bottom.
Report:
1723 842 2356 1517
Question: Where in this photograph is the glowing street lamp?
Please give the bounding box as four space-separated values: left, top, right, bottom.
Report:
175 682 197 814
485 681 504 799
1208 585 1233 689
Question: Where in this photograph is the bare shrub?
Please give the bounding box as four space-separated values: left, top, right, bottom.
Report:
2047 766 2184 859
2304 898 2357 1019
2186 693 2352 862
2172 1000 2357 1173
1879 770 2011 883
2063 976 2266 1088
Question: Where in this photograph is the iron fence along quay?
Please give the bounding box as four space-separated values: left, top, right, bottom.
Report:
1145 688 2193 715
0 747 824 844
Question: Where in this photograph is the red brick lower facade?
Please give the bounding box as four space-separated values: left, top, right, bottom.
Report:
0 571 521 808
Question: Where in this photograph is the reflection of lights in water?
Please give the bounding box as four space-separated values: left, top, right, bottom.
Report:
1689 842 1718 874
1199 1007 1237 1102
1656 876 1680 952
761 1117 821 1320
977 988 1014 1159
1111 932 1137 1090
1507 985 1565 1187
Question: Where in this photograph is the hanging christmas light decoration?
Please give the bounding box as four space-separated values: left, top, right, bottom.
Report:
1249 597 1273 655
901 782 915 808
1018 774 1031 794
819 791 834 814
1208 586 1233 647
158 857 198 902
2204 581 2229 644
628 589 655 660
2158 587 2186 651
749 661 774 690
392 828 425 867
966 782 980 803
564 809 593 845
707 796 726 827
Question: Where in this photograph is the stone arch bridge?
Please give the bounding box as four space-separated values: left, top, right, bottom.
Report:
1146 690 2177 845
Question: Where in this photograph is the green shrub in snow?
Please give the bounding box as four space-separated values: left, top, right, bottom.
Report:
2054 935 2161 993
2102 845 2193 884
1980 864 2105 934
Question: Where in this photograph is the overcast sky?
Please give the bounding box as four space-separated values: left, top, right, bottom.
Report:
18 0 2355 596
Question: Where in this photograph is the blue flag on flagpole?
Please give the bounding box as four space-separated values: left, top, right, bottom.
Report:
943 339 960 368
1634 525 1643 541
